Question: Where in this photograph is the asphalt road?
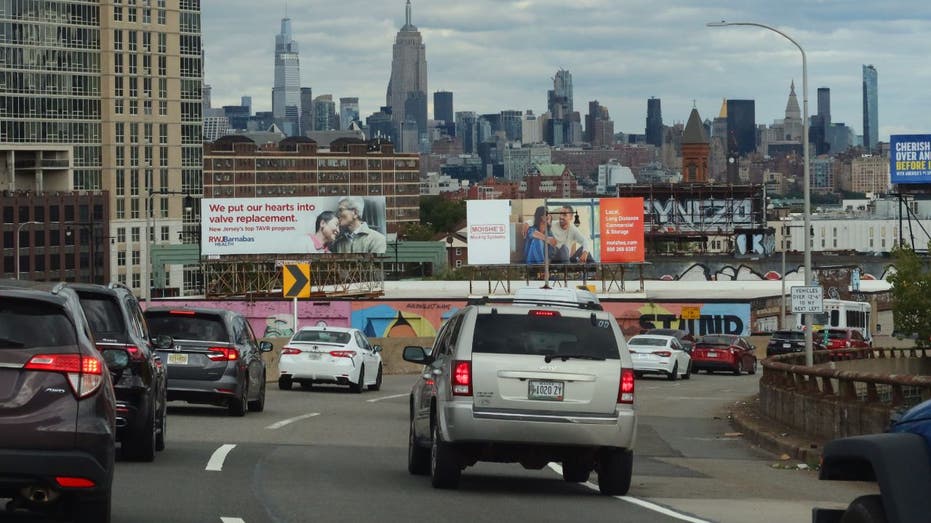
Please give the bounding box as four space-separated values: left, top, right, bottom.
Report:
9 371 876 523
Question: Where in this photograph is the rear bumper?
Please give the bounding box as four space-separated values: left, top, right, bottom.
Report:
440 401 637 449
631 358 674 374
280 356 358 383
166 376 241 404
113 387 153 439
692 359 737 371
0 448 113 495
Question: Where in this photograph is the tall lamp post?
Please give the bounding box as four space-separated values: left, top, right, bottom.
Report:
145 189 194 305
15 221 43 280
707 20 814 366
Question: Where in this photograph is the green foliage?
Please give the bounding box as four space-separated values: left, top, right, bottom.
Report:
419 196 466 235
887 245 931 346
399 222 435 241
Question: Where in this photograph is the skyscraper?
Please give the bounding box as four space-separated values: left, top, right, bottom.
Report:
339 97 360 130
862 65 878 152
386 1 428 150
312 95 337 131
300 88 314 136
646 98 663 147
585 101 615 147
726 100 756 157
545 69 575 146
434 91 453 123
272 18 301 123
812 87 831 155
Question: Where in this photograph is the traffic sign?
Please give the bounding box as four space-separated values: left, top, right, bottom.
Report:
681 306 701 320
283 264 311 298
791 286 823 314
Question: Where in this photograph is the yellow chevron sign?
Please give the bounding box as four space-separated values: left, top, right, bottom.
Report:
283 264 311 298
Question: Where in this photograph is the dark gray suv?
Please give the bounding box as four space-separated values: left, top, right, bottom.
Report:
0 280 118 522
144 307 273 416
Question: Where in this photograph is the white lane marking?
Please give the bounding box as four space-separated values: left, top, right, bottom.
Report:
220 518 245 523
547 463 712 523
367 393 407 403
206 444 236 472
265 412 320 430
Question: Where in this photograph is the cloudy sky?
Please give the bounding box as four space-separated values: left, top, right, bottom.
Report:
202 0 930 139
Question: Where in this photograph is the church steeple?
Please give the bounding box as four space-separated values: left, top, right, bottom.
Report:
785 80 801 120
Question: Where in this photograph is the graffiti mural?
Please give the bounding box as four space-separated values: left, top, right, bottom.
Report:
351 301 465 338
601 302 751 337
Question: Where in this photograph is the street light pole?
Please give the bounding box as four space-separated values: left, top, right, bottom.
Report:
707 20 814 365
15 221 42 280
145 189 194 305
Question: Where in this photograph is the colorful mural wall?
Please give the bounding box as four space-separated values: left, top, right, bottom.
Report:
148 300 351 339
351 301 465 338
601 302 751 337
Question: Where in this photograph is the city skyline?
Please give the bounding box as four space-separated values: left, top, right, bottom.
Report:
202 0 929 140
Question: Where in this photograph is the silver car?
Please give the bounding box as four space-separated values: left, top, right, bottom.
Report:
403 289 637 494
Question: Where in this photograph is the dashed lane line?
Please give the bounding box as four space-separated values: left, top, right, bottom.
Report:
265 412 320 430
547 463 712 523
367 393 408 403
220 518 245 523
206 444 237 472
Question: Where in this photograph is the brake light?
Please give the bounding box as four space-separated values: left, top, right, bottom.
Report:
618 368 635 404
25 354 103 399
97 344 144 362
652 351 672 357
529 310 560 318
206 347 239 361
845 341 852 348
169 310 196 315
452 360 472 396
329 350 357 358
55 477 95 489
281 347 302 355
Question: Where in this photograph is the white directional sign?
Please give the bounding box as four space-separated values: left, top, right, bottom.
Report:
791 286 824 314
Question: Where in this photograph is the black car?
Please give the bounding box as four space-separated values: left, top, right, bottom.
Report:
71 283 168 462
0 280 121 522
766 330 806 357
144 307 273 416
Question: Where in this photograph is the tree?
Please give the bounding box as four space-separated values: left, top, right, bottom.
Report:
420 196 466 235
399 222 435 241
886 245 931 346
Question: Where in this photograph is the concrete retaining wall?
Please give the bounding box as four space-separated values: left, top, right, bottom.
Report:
759 383 892 441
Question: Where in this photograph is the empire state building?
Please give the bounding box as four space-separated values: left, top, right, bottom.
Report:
386 1 428 151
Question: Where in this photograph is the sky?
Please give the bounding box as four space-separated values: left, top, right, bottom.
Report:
202 0 931 140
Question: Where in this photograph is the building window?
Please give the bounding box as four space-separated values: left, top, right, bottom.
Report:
117 228 126 243
160 198 168 218
118 274 127 285
131 227 140 242
161 226 169 241
130 198 139 219
116 199 125 219
132 273 140 289
132 251 140 265
118 252 126 266
114 5 123 21
116 170 125 196
455 248 461 256
456 260 462 268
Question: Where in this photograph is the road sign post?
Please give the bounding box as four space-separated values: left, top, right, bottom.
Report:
283 263 311 332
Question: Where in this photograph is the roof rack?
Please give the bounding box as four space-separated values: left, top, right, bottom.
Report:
511 298 604 311
51 282 68 295
107 281 133 292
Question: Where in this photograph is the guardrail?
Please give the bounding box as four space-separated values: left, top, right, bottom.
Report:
760 347 931 441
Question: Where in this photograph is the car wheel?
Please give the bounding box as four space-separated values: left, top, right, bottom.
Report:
840 495 887 523
667 362 678 381
597 448 633 496
430 421 461 489
748 358 758 375
350 365 365 393
123 407 156 462
155 401 166 452
408 415 430 475
72 489 111 523
733 359 744 376
682 362 691 380
248 379 266 412
368 363 383 391
562 458 591 483
278 375 292 391
228 386 247 417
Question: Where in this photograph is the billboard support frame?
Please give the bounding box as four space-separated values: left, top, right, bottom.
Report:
466 263 646 295
203 255 384 299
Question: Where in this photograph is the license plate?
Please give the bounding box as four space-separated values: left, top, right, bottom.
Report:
167 353 188 365
707 351 718 358
783 343 791 348
529 380 564 401
308 353 321 360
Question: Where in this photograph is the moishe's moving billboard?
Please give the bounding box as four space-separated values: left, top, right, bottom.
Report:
201 196 388 256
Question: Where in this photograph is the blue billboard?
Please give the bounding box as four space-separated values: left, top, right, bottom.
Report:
891 134 931 184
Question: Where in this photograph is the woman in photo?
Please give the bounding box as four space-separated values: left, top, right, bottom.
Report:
523 205 551 264
308 210 340 253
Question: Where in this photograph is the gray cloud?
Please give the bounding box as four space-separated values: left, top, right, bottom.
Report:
203 0 930 138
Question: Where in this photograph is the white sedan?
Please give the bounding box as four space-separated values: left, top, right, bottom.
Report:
627 334 691 381
278 327 383 393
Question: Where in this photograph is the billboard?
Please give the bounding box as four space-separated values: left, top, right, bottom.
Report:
600 197 645 263
201 196 387 256
891 134 931 184
467 200 511 265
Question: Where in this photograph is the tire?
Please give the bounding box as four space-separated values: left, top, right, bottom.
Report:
748 358 758 375
597 448 633 496
278 376 292 391
368 364 383 391
733 359 744 376
562 459 591 483
228 385 247 417
123 407 156 462
430 420 461 489
408 416 430 475
682 362 691 380
248 379 266 412
350 365 365 393
155 402 166 452
840 495 887 523
72 490 111 523
667 362 678 381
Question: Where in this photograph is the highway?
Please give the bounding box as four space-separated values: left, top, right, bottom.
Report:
11 372 875 523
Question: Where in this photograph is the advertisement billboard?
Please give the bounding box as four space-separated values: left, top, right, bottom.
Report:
201 196 387 256
509 199 601 264
600 197 645 263
890 134 931 184
466 200 511 265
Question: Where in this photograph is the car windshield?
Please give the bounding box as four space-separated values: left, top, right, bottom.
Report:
773 331 805 341
77 293 126 336
472 313 620 359
146 312 230 343
628 336 668 347
0 299 76 349
292 330 351 344
820 330 849 340
698 335 735 346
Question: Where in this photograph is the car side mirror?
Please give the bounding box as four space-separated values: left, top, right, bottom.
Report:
403 346 431 364
259 341 274 353
153 335 173 350
373 345 383 353
103 348 131 372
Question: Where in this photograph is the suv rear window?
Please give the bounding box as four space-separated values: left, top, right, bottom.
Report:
146 312 230 343
0 299 77 349
472 313 620 359
77 293 126 336
292 330 351 344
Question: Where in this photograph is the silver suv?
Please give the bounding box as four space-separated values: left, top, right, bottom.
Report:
403 288 637 494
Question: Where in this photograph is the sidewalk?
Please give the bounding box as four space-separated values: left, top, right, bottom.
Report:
728 394 827 466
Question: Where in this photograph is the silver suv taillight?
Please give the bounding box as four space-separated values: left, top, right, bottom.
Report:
452 360 473 396
618 368 635 404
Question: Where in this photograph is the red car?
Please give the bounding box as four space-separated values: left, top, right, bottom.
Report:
814 328 871 350
691 334 758 375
